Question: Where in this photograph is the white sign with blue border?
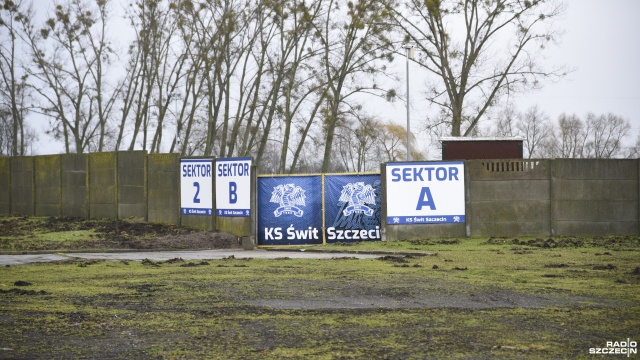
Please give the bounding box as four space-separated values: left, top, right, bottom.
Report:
385 161 465 224
180 158 213 216
215 157 252 217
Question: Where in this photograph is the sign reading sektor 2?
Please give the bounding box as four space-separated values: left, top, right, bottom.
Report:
385 162 465 224
180 158 213 216
215 158 252 217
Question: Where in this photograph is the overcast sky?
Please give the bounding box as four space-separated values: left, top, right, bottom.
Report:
30 0 640 155
373 0 640 158
514 0 640 133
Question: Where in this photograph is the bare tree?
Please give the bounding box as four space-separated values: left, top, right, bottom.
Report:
550 113 585 158
118 0 178 152
22 0 117 153
625 134 640 159
0 0 31 155
335 115 381 172
583 112 631 159
544 112 631 159
315 0 395 172
517 105 551 159
493 104 518 137
390 0 569 137
373 121 423 162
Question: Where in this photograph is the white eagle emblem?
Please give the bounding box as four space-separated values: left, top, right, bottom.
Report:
339 182 376 217
271 183 306 217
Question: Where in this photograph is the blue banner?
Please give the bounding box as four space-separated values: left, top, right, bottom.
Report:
324 174 381 243
258 176 323 245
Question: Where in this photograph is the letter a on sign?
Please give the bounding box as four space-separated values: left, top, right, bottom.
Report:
416 187 436 210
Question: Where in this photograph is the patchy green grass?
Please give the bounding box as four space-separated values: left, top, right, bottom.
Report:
1 248 639 359
1 218 639 358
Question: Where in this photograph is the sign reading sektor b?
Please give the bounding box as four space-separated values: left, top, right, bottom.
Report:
215 158 251 217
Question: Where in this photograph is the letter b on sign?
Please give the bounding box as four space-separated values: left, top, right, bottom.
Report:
229 182 238 204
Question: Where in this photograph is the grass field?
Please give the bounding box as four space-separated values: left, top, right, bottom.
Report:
1 217 639 359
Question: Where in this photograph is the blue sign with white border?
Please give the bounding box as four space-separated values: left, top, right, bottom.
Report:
180 158 213 216
215 157 252 217
385 162 465 224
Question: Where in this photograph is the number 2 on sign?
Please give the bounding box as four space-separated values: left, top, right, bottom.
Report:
193 182 201 203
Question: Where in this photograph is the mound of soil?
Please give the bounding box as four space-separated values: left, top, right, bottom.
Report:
482 236 640 249
77 229 242 250
0 216 242 251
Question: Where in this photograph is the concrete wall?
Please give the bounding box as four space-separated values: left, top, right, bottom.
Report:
147 153 180 225
117 151 147 219
35 155 62 217
10 157 34 215
61 154 88 218
380 159 640 239
467 160 551 237
552 159 638 236
2 154 640 238
88 152 118 219
0 157 10 214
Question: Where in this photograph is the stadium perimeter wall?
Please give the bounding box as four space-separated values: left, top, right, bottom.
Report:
382 159 639 240
1 153 639 239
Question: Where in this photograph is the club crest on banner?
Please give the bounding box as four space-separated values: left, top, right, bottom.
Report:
339 182 376 217
271 183 306 217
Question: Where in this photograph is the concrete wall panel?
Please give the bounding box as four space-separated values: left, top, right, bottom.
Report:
469 180 549 201
556 221 638 236
61 154 87 218
117 151 147 219
88 152 117 219
471 200 549 223
555 200 637 222
467 160 549 180
554 159 637 180
0 157 10 214
552 159 638 236
555 179 637 200
216 217 251 237
10 157 34 215
35 155 61 216
466 160 551 237
181 215 215 231
147 154 180 224
469 200 550 237
472 221 550 237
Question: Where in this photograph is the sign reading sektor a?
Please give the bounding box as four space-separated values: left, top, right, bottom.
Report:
385 162 465 225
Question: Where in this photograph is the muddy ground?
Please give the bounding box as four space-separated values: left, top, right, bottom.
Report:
0 216 241 251
1 217 639 358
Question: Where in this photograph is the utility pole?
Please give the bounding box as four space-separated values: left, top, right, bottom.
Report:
403 44 414 161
